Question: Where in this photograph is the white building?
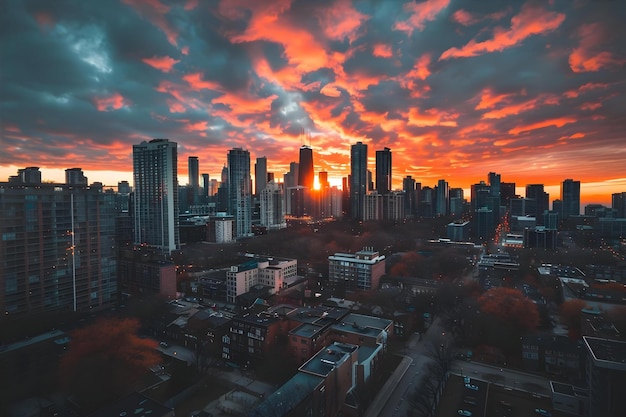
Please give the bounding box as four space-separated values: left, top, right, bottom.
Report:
260 181 286 230
226 256 298 303
328 248 386 291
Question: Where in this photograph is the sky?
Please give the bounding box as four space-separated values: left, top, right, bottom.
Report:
1 0 625 206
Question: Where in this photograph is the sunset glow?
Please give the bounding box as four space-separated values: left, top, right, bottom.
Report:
2 0 625 206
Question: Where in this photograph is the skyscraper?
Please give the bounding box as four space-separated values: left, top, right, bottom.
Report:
228 148 252 237
202 173 209 197
255 156 268 196
561 179 581 219
298 145 314 190
436 179 449 216
351 141 368 220
132 139 180 254
188 156 199 206
526 184 549 225
375 147 392 194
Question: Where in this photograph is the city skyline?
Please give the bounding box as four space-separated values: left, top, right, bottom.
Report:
2 0 625 206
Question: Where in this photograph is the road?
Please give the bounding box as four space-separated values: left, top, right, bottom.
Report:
370 317 450 417
449 360 552 396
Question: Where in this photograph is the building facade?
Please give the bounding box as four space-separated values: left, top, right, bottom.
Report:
1 168 117 315
132 139 180 254
328 248 386 291
350 142 368 220
227 148 252 238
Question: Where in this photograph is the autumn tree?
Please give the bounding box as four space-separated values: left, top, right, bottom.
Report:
59 317 160 413
478 287 540 331
559 299 590 339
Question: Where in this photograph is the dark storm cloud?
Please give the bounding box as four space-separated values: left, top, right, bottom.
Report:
1 0 625 194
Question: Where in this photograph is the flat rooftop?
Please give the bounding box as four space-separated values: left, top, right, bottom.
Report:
299 342 358 377
330 313 392 337
252 372 323 417
584 336 626 370
290 323 326 338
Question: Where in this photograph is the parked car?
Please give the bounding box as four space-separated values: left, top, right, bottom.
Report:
465 383 479 391
535 408 551 417
458 410 472 417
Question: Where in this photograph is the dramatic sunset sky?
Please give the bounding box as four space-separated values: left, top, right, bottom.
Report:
1 0 625 206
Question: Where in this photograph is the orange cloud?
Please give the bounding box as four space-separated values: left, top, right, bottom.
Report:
122 0 178 47
373 44 393 58
451 8 510 27
394 0 451 35
440 3 565 60
182 120 208 132
406 107 458 127
142 55 179 72
482 94 559 119
316 0 368 43
508 117 576 135
92 92 129 111
558 132 585 141
167 100 186 113
564 82 609 98
182 73 222 91
569 23 626 73
580 102 602 111
475 88 515 110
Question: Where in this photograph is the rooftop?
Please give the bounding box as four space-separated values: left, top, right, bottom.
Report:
89 392 173 417
330 313 393 337
290 323 326 338
584 336 626 370
252 372 323 417
299 342 358 377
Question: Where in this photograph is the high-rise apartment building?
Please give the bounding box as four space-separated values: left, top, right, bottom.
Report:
403 175 418 217
202 173 209 198
65 168 88 185
350 142 368 220
561 179 581 219
1 168 117 315
255 156 267 196
227 148 252 237
132 139 180 254
260 181 286 230
375 147 392 194
328 248 385 291
436 179 449 216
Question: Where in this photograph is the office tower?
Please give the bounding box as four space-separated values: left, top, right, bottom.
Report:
260 181 286 230
449 187 464 217
500 182 516 207
420 186 433 217
255 156 268 196
403 175 417 217
298 146 314 190
526 184 549 225
227 148 252 237
612 192 626 218
367 170 374 192
435 179 449 216
471 181 491 211
488 172 501 199
342 176 350 216
475 207 494 243
350 141 368 220
319 171 329 188
375 147 392 194
133 139 179 254
65 168 88 185
188 156 199 206
202 173 209 197
561 179 581 219
1 168 117 315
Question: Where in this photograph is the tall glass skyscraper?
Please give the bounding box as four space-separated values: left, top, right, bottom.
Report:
132 139 180 254
255 156 268 196
298 145 314 190
351 141 368 220
375 147 392 194
561 179 581 219
188 156 199 205
228 148 252 237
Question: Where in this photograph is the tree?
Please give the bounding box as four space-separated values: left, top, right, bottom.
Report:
59 317 160 413
478 287 540 331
